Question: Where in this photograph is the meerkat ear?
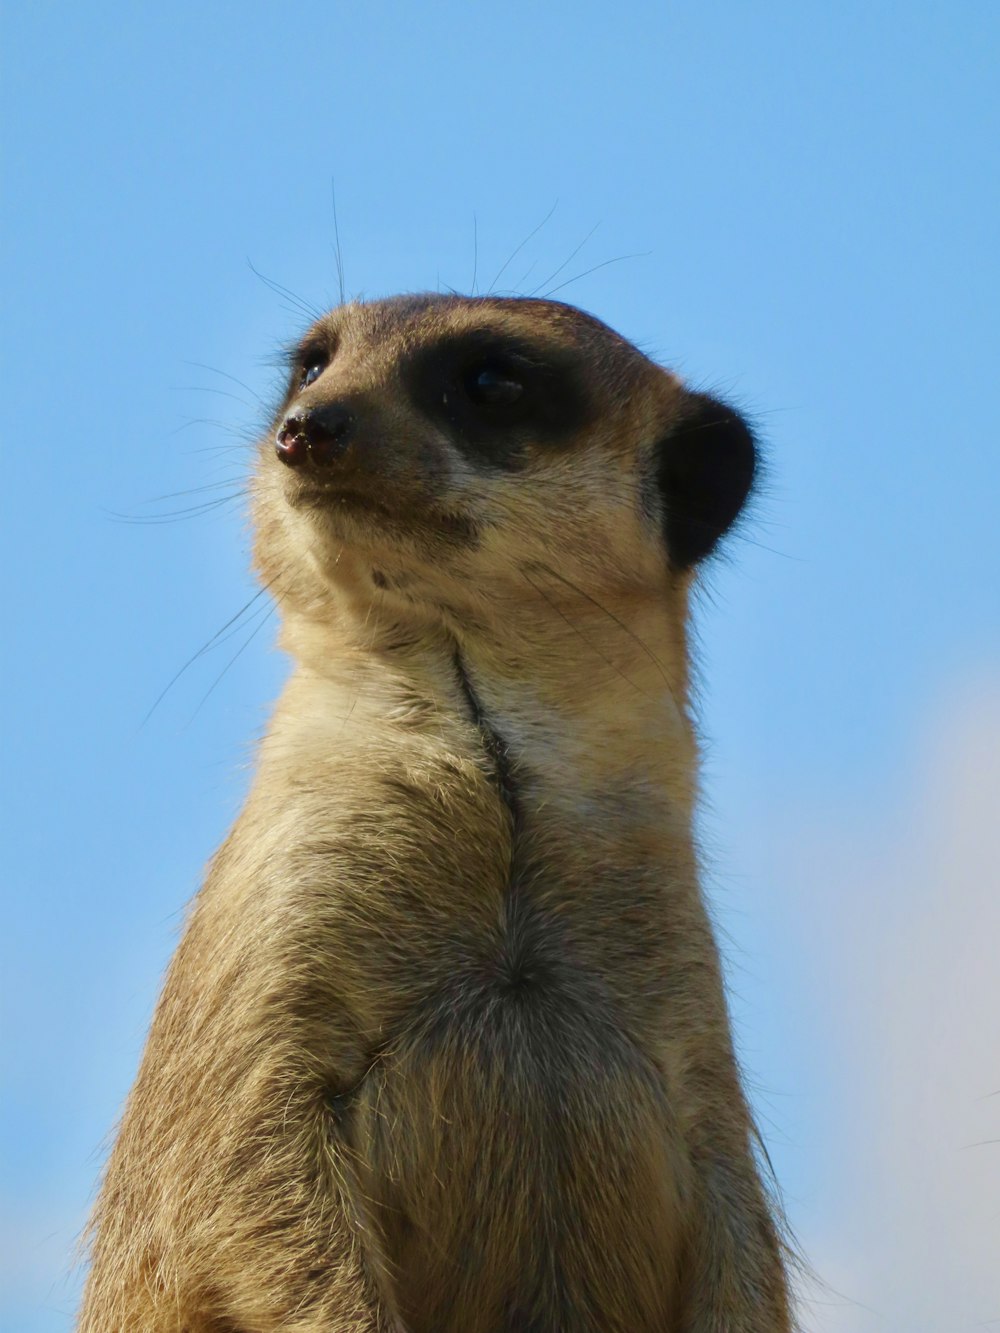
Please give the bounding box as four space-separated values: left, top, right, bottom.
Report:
655 392 757 568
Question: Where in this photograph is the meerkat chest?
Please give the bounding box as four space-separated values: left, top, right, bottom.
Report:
250 676 686 1073
308 714 690 1332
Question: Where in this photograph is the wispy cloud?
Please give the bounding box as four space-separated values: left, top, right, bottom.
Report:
786 675 1000 1331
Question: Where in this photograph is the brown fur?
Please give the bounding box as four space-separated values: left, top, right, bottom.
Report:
80 295 794 1331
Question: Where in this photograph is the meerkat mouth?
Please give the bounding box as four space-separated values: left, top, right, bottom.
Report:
291 478 482 553
293 482 391 513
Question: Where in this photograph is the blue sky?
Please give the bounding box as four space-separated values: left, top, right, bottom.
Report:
2 3 998 1328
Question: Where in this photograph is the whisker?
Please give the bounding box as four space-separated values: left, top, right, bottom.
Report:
191 605 276 720
731 533 803 562
471 213 479 296
103 494 245 524
168 416 257 441
181 360 268 410
191 596 275 658
534 562 671 688
527 223 600 299
135 479 248 504
487 200 559 296
246 258 325 322
330 178 346 305
189 440 257 454
541 251 650 299
520 567 654 701
169 385 256 409
513 258 539 290
142 582 278 724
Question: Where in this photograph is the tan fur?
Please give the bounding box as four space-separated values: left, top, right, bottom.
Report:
80 295 793 1331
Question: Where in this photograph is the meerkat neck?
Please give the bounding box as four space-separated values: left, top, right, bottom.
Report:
280 588 697 814
454 588 698 820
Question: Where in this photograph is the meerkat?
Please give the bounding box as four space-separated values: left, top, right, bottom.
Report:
80 293 793 1332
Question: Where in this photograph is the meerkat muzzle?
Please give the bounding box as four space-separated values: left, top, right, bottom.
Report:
276 401 357 468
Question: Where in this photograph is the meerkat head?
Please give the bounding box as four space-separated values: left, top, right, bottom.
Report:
253 294 755 644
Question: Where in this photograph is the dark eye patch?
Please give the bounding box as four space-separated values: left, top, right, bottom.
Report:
285 336 337 398
405 330 591 469
464 364 524 408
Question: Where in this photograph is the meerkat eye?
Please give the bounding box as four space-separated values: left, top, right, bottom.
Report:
300 361 326 390
463 364 525 408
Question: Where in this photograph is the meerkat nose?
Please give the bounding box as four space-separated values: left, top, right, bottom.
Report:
275 403 356 468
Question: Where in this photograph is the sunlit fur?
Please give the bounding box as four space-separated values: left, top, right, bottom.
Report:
80 295 793 1331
